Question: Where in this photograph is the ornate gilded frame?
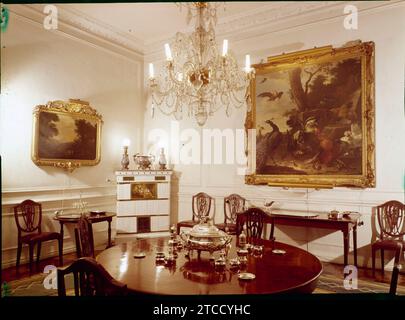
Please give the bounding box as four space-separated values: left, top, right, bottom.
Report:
32 99 103 172
245 41 375 188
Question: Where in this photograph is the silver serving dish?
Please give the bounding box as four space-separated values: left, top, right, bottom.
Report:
180 218 232 258
133 153 155 170
328 210 343 219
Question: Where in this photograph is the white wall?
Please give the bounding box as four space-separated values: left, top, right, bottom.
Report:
144 3 405 268
1 10 144 268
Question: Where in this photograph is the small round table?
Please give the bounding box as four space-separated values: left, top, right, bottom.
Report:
97 237 322 295
54 212 116 255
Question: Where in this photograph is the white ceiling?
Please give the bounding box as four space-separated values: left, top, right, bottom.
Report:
60 2 273 45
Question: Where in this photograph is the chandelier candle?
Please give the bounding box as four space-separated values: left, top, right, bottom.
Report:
222 39 228 56
245 55 251 73
164 43 172 61
149 63 154 79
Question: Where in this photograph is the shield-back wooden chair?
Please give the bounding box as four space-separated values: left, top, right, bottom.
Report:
13 199 62 272
236 207 275 242
372 200 405 277
74 216 95 258
177 192 214 234
216 194 246 235
57 257 127 296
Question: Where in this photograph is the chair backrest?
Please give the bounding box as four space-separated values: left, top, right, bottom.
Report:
57 257 127 296
376 200 405 239
13 199 42 234
192 192 213 221
236 207 269 240
224 194 246 224
389 243 403 295
75 216 95 258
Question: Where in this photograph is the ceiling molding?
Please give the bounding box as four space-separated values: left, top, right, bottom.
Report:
145 1 344 57
55 5 146 54
222 0 405 39
9 4 144 61
214 1 344 36
8 1 404 62
145 0 404 60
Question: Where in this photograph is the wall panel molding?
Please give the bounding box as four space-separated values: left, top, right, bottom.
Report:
2 185 116 206
175 185 404 210
2 197 115 217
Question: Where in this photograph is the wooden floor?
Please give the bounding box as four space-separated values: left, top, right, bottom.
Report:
1 250 82 283
2 249 404 288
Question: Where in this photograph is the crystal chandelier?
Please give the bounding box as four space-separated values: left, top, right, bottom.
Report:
148 2 254 126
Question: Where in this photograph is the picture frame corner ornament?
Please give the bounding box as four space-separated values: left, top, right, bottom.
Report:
245 175 254 184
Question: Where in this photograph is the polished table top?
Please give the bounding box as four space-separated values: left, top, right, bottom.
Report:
268 210 362 224
97 237 323 295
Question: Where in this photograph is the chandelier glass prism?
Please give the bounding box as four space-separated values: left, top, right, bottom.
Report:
148 2 254 126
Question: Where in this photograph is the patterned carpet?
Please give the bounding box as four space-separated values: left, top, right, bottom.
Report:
2 273 75 297
315 274 405 294
2 272 404 296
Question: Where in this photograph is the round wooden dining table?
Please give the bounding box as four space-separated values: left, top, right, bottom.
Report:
96 237 322 295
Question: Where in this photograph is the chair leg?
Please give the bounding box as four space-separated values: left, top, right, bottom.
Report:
28 243 34 273
371 246 376 277
16 241 22 269
390 246 403 295
36 242 42 264
380 249 385 276
177 224 181 235
390 266 399 295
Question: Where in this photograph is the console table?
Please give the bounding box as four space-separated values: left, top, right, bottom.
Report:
267 211 363 267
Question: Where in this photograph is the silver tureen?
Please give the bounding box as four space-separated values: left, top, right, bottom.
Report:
180 217 232 259
133 153 155 170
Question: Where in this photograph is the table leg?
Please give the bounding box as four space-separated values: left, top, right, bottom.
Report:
269 219 275 241
59 222 64 257
353 225 358 267
107 219 112 248
74 228 81 258
343 230 350 266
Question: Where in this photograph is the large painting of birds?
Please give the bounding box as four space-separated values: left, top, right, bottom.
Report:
246 42 376 188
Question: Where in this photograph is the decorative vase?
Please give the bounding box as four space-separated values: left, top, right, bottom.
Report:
158 148 167 170
121 146 130 170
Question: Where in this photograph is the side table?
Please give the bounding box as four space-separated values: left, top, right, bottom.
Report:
54 212 116 257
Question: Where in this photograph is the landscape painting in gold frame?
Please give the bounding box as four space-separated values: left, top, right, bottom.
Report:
32 99 103 172
245 41 375 188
